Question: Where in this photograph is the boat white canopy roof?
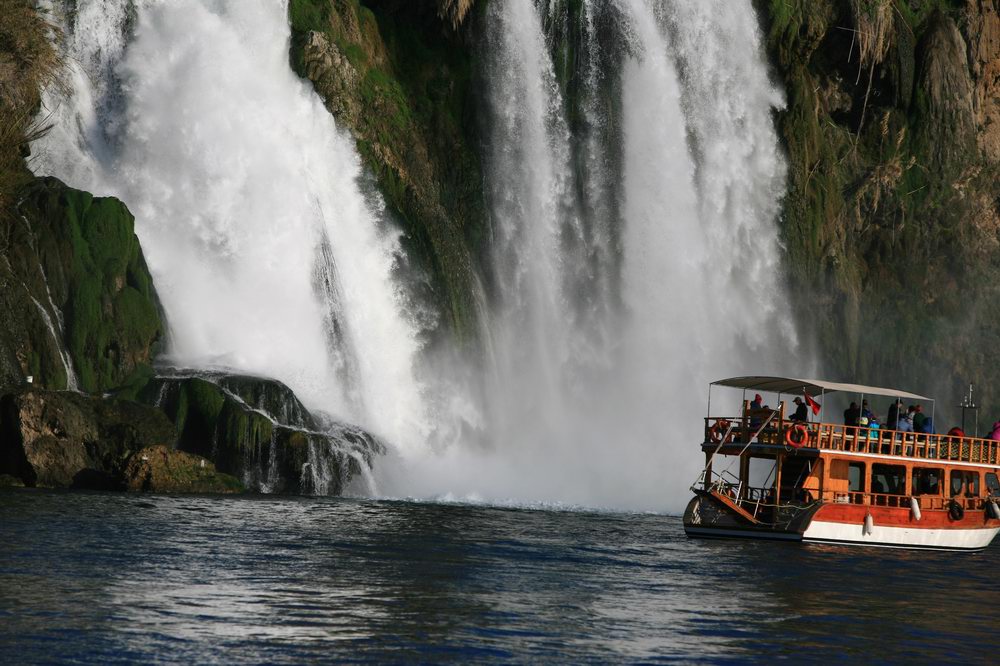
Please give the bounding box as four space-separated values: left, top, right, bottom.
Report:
711 376 932 402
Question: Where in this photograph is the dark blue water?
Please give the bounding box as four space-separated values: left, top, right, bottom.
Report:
1 489 998 663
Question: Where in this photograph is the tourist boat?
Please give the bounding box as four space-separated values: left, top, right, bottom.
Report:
683 376 1000 551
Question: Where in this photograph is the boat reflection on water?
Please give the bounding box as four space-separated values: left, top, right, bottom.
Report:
0 491 997 662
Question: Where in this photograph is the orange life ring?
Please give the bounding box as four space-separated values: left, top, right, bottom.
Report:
785 424 808 448
709 419 731 444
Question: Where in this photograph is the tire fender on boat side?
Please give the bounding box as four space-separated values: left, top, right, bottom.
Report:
947 500 965 522
784 424 808 448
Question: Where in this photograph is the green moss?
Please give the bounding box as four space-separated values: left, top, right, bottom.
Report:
110 363 155 402
9 179 163 393
288 0 330 35
288 1 486 345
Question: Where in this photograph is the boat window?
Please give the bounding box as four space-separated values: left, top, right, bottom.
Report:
912 468 942 496
987 473 1000 497
950 470 966 497
848 462 864 493
965 472 980 497
871 464 905 495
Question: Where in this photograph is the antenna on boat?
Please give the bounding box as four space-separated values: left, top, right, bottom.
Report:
958 383 978 437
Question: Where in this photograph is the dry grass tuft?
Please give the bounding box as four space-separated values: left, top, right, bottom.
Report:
0 0 65 214
854 111 915 223
850 0 895 67
436 0 476 31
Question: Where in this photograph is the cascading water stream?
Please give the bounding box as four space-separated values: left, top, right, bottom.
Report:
390 0 799 510
32 1 430 457
31 0 800 510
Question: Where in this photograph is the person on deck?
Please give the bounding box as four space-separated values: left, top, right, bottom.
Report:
789 397 808 422
749 393 767 429
861 400 876 423
989 421 1000 441
886 400 901 430
844 402 861 427
913 404 928 433
897 406 915 433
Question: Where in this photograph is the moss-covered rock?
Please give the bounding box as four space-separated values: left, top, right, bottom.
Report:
0 177 163 393
0 388 176 489
122 445 243 494
139 371 384 495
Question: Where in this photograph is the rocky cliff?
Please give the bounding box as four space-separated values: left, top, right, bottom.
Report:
0 177 164 393
290 0 487 347
758 0 1000 416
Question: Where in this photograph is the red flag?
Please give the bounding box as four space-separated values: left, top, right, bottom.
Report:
804 391 821 415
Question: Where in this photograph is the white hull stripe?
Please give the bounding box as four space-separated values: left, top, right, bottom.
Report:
685 524 998 551
803 519 998 550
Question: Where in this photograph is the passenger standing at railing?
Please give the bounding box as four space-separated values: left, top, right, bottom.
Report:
749 394 769 429
861 400 876 423
989 421 1000 440
886 400 901 429
913 404 928 433
844 402 860 426
789 397 808 422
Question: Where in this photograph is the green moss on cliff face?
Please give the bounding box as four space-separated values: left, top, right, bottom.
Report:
0 178 163 393
759 0 1000 416
13 178 163 393
289 0 485 345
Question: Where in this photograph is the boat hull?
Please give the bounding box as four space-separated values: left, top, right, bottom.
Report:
683 493 1000 552
802 519 999 551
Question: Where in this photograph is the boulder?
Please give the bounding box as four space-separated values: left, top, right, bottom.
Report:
0 389 176 489
0 474 25 488
139 370 385 495
122 445 243 494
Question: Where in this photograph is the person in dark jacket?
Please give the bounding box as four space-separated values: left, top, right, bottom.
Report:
789 397 808 422
886 400 901 430
844 402 860 426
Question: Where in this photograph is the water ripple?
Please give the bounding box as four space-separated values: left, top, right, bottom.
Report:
1 490 998 663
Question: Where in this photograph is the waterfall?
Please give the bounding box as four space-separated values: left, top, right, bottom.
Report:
31 0 429 454
19 212 79 390
31 0 799 510
391 0 798 510
28 295 78 391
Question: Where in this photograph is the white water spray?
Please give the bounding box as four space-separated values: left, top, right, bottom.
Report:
387 0 798 511
32 0 429 452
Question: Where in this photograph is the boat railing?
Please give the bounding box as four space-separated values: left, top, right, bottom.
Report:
702 469 996 514
821 488 994 512
703 416 1000 465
